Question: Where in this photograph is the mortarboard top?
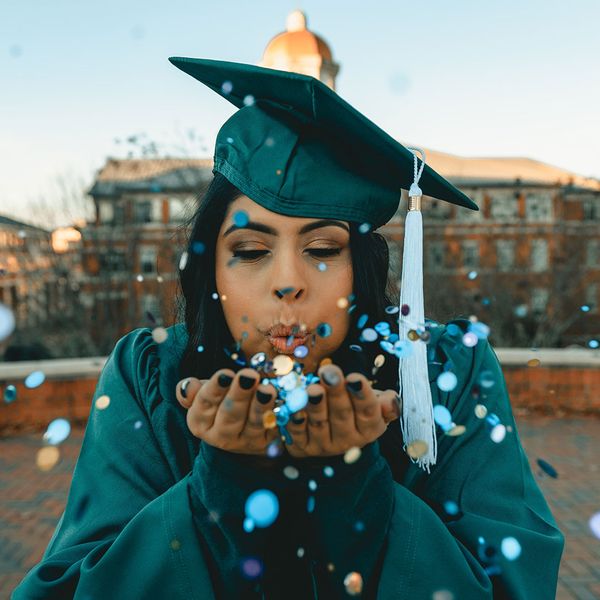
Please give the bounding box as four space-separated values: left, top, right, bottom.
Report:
168 57 478 228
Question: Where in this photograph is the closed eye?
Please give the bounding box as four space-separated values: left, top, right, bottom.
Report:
231 248 342 261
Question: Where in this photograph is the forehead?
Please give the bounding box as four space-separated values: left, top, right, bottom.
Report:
223 195 349 232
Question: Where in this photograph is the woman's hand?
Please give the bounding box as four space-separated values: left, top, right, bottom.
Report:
284 364 402 459
176 368 279 455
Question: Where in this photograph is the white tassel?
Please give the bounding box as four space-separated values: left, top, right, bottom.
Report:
398 150 437 472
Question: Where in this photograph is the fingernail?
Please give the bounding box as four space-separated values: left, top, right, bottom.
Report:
181 378 191 398
291 414 305 424
346 379 362 393
239 375 257 390
321 369 341 386
256 390 272 404
308 393 323 405
218 374 233 388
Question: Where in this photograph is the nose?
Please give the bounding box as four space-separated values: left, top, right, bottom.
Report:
274 287 304 300
271 250 307 302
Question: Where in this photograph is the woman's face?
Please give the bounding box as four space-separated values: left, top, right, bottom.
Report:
215 195 353 374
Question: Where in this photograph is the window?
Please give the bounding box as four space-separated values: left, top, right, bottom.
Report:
461 241 479 268
530 239 549 272
98 201 114 224
586 283 598 313
426 241 445 271
490 192 518 220
583 197 600 221
134 201 153 223
531 288 549 313
140 294 160 320
139 246 157 274
427 198 453 219
169 198 189 222
99 251 128 272
525 193 553 222
496 240 515 271
455 190 484 221
586 240 599 268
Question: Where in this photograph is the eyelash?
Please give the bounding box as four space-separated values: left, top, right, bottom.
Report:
232 248 342 261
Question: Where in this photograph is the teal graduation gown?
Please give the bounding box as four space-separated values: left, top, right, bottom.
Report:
12 321 564 599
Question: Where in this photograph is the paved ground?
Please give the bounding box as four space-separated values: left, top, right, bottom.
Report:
1 417 599 599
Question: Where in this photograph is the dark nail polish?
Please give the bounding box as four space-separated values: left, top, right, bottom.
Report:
218 374 233 388
321 369 341 386
239 375 257 390
181 378 191 398
256 390 272 404
308 393 323 405
291 415 306 425
346 379 363 393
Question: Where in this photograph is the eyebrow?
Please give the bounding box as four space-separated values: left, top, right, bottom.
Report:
223 218 350 237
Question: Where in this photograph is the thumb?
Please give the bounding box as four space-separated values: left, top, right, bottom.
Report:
176 377 207 409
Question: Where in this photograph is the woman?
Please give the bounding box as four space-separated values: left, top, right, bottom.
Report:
13 58 563 599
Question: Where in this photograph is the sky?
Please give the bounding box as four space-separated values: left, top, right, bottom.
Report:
1 0 599 227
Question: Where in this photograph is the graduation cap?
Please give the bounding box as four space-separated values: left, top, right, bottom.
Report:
169 56 478 471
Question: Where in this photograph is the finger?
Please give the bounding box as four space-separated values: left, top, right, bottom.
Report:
213 368 260 433
244 383 277 433
186 369 234 433
176 377 206 409
318 365 355 445
305 383 329 448
345 373 383 436
379 390 402 424
286 407 308 449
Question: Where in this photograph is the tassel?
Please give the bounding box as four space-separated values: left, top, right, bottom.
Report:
398 148 437 472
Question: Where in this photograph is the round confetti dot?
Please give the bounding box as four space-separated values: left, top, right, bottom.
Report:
446 425 466 437
580 304 591 312
286 387 308 412
443 500 459 515
323 466 334 477
319 357 333 368
170 539 181 551
266 440 283 457
0 302 16 342
233 210 249 227
221 80 233 94
293 344 308 359
437 371 458 392
43 418 71 445
191 241 205 254
243 94 255 106
211 292 219 300
361 328 377 342
588 339 599 349
95 395 110 410
401 304 410 316
152 327 168 344
467 270 478 280
462 332 478 347
490 424 507 443
527 358 541 368
406 440 428 459
588 512 600 539
241 557 263 579
307 495 315 513
501 537 521 560
136 274 144 282
134 420 143 430
446 323 461 337
349 344 363 352
514 304 528 318
283 466 299 480
250 352 267 368
316 322 332 338
474 404 488 419
374 354 385 368
432 591 455 600
245 490 279 528
308 479 317 491
336 297 349 309
357 314 368 329
358 222 371 234
25 371 45 389
36 446 60 471
343 571 363 596
4 384 17 404
393 340 414 358
262 411 277 429
469 321 490 339
344 446 362 464
317 262 327 272
197 345 204 353
407 329 420 342
433 405 452 427
385 305 400 314
178 251 189 270
272 354 294 376
296 547 305 558
479 370 496 389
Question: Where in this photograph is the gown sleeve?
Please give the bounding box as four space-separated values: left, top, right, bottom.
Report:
12 328 216 600
376 319 565 599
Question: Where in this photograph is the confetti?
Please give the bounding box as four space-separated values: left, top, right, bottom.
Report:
170 539 181 551
4 385 17 404
244 489 279 528
474 404 488 419
527 358 541 368
296 547 305 558
336 297 349 309
406 440 428 459
272 355 294 376
401 304 410 316
462 332 478 347
317 262 327 271
323 466 334 477
478 370 495 389
233 210 249 227
136 274 144 282
241 557 263 579
361 328 377 342
24 371 45 389
467 270 478 280
95 395 110 410
446 425 466 437
283 466 299 480
36 446 60 471
536 458 558 478
433 405 453 428
221 80 233 94
293 345 308 358
589 339 599 349
344 446 362 464
152 327 168 344
432 591 455 600
43 419 71 445
437 371 458 392
501 537 522 560
0 303 16 341
197 345 205 352
178 251 189 270
191 241 205 254
443 501 459 515
316 322 332 338
490 424 507 443
357 314 368 329
343 571 363 596
385 305 400 315
262 411 277 429
243 94 255 106
589 512 600 539
374 354 385 368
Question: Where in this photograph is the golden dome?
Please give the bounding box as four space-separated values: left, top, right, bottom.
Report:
262 10 333 63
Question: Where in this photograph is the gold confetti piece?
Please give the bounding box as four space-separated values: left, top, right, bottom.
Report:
95 395 110 410
343 446 362 464
343 571 363 596
151 327 168 344
221 294 227 301
446 425 466 437
36 446 60 471
474 404 488 419
406 440 429 459
527 358 541 368
336 297 349 309
272 354 294 376
319 357 332 367
374 354 385 368
408 329 420 341
170 539 181 551
262 411 277 429
327 563 335 572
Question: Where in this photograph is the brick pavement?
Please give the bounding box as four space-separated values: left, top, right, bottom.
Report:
1 417 599 599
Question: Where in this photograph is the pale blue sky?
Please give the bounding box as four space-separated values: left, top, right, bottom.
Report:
1 0 599 226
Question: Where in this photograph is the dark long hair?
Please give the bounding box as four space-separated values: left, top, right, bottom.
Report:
177 172 407 477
